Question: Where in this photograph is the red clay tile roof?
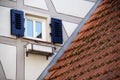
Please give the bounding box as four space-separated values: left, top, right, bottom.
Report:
44 0 120 80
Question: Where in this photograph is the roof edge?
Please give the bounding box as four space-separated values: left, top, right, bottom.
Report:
37 0 102 80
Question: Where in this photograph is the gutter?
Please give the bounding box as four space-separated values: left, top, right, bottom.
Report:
37 0 102 80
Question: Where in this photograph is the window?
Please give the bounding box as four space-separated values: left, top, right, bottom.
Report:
26 19 42 38
25 15 47 41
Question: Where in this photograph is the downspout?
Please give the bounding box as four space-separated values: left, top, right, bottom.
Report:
37 0 102 80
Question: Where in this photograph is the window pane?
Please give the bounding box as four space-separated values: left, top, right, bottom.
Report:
35 21 42 38
26 19 33 37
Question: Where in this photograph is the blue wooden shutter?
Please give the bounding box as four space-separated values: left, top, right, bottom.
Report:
50 18 63 44
11 9 24 37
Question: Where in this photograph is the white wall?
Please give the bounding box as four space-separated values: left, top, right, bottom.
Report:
24 0 48 10
25 54 53 80
0 6 14 38
63 21 78 37
25 43 53 80
0 43 16 80
52 0 94 18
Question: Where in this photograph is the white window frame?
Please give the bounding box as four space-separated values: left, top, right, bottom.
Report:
25 15 47 41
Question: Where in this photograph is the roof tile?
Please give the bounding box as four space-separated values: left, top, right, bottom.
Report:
44 0 120 80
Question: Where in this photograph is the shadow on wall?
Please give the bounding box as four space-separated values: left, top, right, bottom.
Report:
0 61 7 80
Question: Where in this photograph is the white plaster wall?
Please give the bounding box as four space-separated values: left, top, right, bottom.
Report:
63 21 78 37
52 0 94 18
25 43 53 80
0 6 13 38
25 54 53 80
24 0 48 10
0 43 16 80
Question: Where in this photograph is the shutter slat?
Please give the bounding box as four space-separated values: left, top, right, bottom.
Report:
11 9 24 37
50 18 63 44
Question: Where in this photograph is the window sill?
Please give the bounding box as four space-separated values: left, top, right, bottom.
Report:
23 37 52 44
26 49 54 60
23 37 63 47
